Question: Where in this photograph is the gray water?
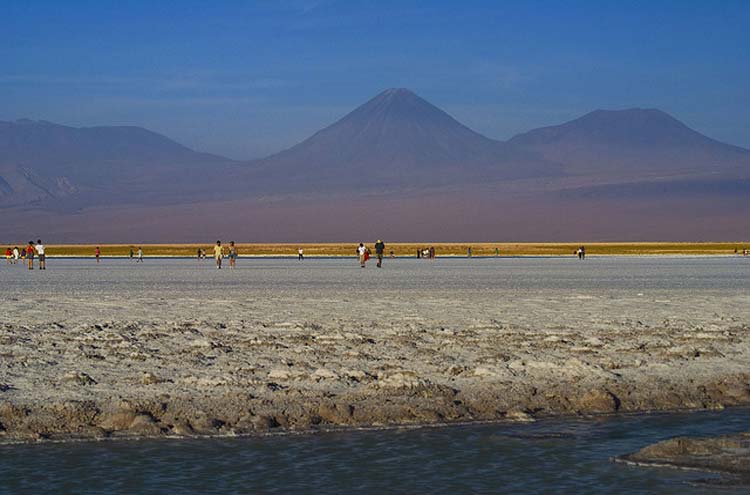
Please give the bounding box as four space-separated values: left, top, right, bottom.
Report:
1 408 749 494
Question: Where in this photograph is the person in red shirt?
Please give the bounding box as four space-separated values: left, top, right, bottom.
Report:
5 247 11 264
26 241 36 270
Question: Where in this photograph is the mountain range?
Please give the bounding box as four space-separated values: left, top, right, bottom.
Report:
1 88 748 241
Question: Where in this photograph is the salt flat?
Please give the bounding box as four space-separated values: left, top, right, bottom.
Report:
1 257 749 442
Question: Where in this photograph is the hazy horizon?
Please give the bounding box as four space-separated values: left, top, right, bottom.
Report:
3 1 750 160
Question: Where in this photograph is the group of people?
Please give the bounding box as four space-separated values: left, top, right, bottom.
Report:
417 246 437 259
4 240 46 270
92 246 144 262
126 247 144 262
357 240 386 268
210 240 238 269
22 241 750 267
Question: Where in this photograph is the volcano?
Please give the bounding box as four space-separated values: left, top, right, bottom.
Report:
245 88 560 193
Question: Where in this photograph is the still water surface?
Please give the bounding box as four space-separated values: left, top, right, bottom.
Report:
1 408 748 494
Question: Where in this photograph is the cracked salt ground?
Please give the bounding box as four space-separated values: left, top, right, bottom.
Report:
0 256 748 443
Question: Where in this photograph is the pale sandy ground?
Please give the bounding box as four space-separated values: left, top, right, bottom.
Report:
1 257 749 442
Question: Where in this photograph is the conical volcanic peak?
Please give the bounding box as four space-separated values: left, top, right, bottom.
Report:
250 88 559 191
343 87 466 127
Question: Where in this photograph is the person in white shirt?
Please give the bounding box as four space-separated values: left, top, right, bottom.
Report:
36 239 46 270
357 243 367 268
298 248 304 261
12 247 19 263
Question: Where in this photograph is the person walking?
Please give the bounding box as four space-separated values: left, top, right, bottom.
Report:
357 243 367 268
12 246 19 264
36 239 46 270
95 246 101 263
374 239 385 268
298 247 304 261
136 247 144 262
129 248 134 260
214 240 224 269
467 246 472 258
26 241 35 270
228 241 238 270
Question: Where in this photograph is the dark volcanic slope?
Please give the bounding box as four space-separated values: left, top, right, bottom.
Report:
247 88 560 192
509 109 750 178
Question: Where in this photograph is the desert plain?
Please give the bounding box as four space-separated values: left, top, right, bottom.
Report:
1 255 749 443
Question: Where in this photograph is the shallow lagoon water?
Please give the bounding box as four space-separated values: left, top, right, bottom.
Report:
1 408 749 494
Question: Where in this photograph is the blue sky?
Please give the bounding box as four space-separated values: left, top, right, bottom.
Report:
2 0 749 159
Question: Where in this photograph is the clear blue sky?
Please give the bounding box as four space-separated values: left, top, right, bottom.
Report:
2 0 749 159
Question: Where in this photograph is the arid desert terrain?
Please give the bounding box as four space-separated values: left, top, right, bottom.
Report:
1 257 749 443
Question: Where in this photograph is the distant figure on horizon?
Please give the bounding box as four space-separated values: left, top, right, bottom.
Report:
136 247 143 262
129 247 134 259
375 239 385 268
5 247 11 264
416 249 421 259
298 247 304 261
495 247 499 257
467 246 472 258
214 240 224 269
357 243 367 268
429 246 435 259
26 241 35 270
577 246 586 260
197 248 202 260
36 239 46 270
95 246 101 263
229 241 238 270
390 250 395 258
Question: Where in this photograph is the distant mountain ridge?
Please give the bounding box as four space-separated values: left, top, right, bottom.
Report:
0 119 226 174
1 88 749 240
509 108 750 178
0 119 235 207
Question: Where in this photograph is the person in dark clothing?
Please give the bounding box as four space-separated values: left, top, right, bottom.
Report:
374 239 385 268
